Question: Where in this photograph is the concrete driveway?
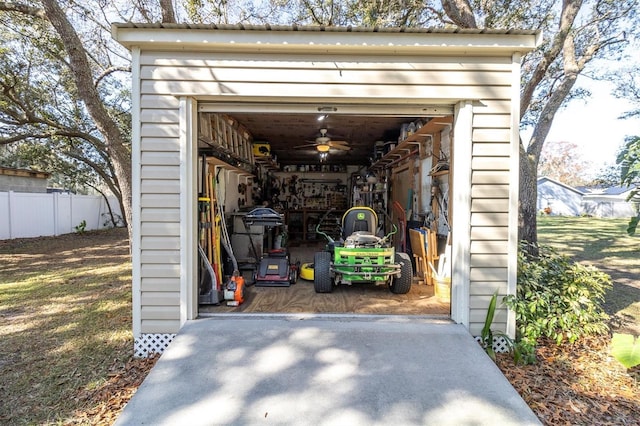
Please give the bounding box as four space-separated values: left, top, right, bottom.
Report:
115 314 540 426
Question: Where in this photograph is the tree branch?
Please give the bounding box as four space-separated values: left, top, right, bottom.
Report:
160 0 176 24
0 1 45 18
61 146 122 201
0 128 106 148
520 0 584 120
94 66 131 88
440 0 477 28
528 32 581 162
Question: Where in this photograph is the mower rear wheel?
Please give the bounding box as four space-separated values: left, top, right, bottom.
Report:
390 252 412 294
313 252 333 293
289 265 298 284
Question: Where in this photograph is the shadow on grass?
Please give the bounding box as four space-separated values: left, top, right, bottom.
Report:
538 216 640 334
0 228 133 424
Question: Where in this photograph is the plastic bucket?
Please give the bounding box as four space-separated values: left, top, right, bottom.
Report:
434 277 451 302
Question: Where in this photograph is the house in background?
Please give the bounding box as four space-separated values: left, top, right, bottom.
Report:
581 185 639 218
0 167 50 193
537 176 639 218
537 176 584 216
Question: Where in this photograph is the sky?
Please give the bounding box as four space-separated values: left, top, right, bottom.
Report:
534 78 640 168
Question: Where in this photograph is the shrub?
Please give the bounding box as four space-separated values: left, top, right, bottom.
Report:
74 219 87 234
504 242 611 362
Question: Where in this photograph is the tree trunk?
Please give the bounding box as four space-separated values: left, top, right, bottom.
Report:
41 0 133 245
518 74 578 248
518 145 538 252
518 30 586 247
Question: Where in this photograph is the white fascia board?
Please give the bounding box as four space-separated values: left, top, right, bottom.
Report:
112 26 540 56
506 52 522 339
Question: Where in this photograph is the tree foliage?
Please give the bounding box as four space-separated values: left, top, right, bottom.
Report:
590 162 623 187
617 136 640 235
0 0 151 239
0 9 130 197
538 140 591 186
612 37 640 236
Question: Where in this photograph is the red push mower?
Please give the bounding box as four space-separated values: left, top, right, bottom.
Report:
243 207 300 287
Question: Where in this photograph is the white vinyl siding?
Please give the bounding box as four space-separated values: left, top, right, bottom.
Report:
141 277 180 292
467 98 513 336
130 39 525 337
139 52 513 104
138 73 182 333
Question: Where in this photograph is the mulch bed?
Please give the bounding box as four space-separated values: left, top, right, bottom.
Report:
67 355 160 426
496 335 640 425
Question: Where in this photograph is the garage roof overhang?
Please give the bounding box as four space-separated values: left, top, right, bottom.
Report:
112 23 541 56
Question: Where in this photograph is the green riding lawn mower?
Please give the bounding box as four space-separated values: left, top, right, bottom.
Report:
312 206 413 294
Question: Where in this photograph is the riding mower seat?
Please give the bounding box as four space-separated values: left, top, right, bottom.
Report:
341 207 377 238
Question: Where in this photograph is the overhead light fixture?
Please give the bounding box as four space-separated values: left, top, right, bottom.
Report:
316 144 330 152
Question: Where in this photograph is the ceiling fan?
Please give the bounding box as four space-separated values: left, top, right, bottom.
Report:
294 128 350 152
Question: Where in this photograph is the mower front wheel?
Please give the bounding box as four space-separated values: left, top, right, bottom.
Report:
390 252 412 294
313 252 333 293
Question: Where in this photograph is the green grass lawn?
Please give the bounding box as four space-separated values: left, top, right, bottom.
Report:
538 215 640 334
0 229 133 424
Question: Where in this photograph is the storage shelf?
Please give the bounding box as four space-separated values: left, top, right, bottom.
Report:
370 115 453 170
254 156 280 172
207 156 254 177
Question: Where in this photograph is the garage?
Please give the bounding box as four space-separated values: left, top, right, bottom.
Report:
112 23 540 357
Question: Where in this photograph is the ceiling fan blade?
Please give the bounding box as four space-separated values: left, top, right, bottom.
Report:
328 141 350 150
293 143 319 149
331 145 350 151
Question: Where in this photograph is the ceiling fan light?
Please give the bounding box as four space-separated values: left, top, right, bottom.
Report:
316 144 330 152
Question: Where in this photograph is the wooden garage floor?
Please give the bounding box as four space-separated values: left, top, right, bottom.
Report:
199 241 450 316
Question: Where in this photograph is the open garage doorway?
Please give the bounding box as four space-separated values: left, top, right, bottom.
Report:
193 105 454 318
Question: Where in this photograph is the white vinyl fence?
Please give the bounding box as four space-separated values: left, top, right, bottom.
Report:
0 191 123 240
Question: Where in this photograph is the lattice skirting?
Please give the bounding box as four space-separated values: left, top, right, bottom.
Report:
474 335 511 353
134 333 176 358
